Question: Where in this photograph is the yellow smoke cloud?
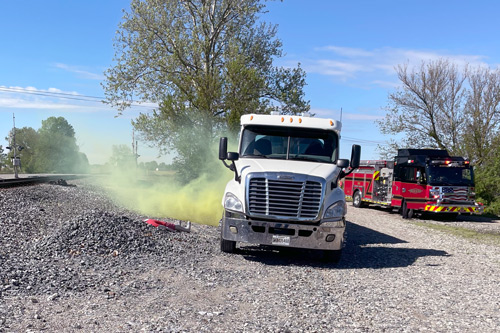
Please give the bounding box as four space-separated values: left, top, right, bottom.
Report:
97 161 233 226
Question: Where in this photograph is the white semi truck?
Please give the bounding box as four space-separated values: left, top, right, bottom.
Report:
218 113 360 262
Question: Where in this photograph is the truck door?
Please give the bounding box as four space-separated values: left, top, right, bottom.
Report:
399 166 427 210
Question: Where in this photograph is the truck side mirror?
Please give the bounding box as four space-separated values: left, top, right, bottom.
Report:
219 137 240 183
227 152 239 161
350 144 361 169
219 137 228 160
336 159 349 168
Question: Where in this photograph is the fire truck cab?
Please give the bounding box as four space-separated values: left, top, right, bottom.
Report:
344 149 483 219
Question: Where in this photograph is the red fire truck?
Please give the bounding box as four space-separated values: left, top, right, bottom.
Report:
343 149 484 218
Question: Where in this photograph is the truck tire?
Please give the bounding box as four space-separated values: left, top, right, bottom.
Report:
322 249 342 263
352 191 364 208
220 237 236 253
402 201 414 219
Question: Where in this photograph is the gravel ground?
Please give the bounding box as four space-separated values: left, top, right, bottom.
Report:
0 180 499 332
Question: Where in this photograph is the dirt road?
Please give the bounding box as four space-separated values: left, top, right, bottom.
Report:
1 182 499 332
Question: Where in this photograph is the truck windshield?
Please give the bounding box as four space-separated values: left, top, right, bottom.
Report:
426 165 474 186
240 125 338 163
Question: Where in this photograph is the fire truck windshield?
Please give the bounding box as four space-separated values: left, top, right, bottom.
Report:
240 125 338 163
426 165 474 186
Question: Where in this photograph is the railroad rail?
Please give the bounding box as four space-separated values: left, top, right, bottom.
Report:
0 174 86 188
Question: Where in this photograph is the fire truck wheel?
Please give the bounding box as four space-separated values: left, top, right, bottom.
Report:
220 237 236 253
402 201 414 219
322 249 342 263
352 191 364 208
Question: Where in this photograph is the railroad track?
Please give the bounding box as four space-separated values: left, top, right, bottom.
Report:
0 174 86 188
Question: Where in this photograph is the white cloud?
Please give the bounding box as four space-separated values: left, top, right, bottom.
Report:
307 59 368 77
0 96 81 110
0 85 157 115
0 85 103 112
301 46 491 85
316 46 374 58
54 63 105 80
310 107 382 121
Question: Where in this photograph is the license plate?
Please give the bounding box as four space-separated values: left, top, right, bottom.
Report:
272 235 290 246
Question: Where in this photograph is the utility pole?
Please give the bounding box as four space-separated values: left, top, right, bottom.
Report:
10 113 19 178
132 130 139 167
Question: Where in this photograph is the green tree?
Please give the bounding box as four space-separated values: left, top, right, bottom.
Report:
109 144 136 169
378 59 500 164
377 59 468 157
144 160 159 171
104 0 309 181
6 127 39 173
475 134 500 215
0 145 8 171
33 117 88 173
39 116 76 138
4 118 88 174
462 66 500 165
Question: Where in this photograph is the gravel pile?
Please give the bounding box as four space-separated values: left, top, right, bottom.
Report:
1 180 499 332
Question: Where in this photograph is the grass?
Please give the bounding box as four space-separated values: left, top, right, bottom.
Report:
411 221 500 247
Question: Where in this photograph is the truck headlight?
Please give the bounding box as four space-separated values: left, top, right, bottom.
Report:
224 192 243 213
324 201 346 219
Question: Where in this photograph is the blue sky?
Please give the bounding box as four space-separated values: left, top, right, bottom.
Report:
1 0 499 164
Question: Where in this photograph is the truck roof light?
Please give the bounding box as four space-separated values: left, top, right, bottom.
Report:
250 115 254 120
330 120 334 126
281 117 284 122
290 117 293 123
299 118 302 123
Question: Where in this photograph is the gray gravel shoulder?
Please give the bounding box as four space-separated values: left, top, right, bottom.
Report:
1 181 499 332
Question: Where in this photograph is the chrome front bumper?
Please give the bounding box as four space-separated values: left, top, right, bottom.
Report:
221 214 345 250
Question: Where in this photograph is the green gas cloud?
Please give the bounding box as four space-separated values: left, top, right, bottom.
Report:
96 152 234 226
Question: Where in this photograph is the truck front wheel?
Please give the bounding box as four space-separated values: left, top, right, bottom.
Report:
220 237 236 253
402 201 414 219
353 191 364 208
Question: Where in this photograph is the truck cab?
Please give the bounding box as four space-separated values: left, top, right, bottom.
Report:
218 113 360 262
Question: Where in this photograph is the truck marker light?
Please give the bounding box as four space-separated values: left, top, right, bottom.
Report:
330 120 334 126
281 117 284 122
250 115 253 120
290 117 293 123
325 234 335 242
299 118 302 123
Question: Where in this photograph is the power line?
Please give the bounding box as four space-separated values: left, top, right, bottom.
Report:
0 86 155 109
342 135 389 146
1 86 393 146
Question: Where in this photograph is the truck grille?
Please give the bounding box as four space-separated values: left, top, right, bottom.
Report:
441 186 472 203
248 177 322 220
